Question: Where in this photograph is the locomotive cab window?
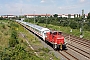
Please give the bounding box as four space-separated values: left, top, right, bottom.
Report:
58 32 62 35
53 32 57 35
50 32 52 35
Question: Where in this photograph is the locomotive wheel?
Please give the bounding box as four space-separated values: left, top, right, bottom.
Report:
53 44 57 50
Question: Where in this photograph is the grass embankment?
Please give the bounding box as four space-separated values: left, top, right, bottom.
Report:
0 20 10 48
38 23 90 40
0 20 59 60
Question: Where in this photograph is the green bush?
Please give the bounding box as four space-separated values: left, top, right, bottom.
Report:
2 24 6 29
39 47 50 53
9 30 19 47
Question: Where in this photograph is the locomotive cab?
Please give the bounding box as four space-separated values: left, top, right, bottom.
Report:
52 31 64 44
45 31 66 50
51 31 66 50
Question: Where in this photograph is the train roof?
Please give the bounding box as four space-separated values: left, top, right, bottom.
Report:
16 20 50 32
27 23 50 31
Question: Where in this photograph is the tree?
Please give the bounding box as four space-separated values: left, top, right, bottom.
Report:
79 14 81 18
87 12 90 19
53 14 58 17
68 14 71 18
70 20 78 29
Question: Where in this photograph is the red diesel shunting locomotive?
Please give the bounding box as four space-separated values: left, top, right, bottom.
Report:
45 31 66 50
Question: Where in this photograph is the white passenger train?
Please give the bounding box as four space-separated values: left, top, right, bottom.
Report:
16 20 50 41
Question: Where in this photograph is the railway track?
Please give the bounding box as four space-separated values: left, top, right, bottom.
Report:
65 36 90 48
63 33 90 48
58 42 90 60
68 44 90 59
62 33 90 60
58 51 78 60
74 36 90 43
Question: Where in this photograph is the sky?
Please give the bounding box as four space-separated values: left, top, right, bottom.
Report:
0 0 90 15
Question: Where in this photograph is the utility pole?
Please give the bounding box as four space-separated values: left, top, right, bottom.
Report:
46 13 48 27
34 11 35 25
34 10 36 40
80 9 84 38
20 8 22 21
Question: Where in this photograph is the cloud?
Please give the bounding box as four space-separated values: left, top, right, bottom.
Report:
41 0 45 3
0 6 2 9
50 0 54 3
80 0 85 2
57 5 83 14
58 5 78 10
58 7 62 9
0 0 89 15
40 0 55 3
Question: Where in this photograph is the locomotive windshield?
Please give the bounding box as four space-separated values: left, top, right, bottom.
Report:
53 32 57 35
53 32 62 35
